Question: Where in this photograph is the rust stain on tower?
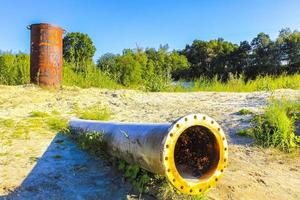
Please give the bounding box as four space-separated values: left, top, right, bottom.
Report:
28 23 64 87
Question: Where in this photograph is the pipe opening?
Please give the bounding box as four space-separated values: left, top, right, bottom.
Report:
174 125 220 181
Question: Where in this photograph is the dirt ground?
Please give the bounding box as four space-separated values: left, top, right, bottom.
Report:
0 85 300 200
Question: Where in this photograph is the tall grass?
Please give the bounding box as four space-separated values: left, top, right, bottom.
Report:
0 52 30 85
1 52 300 92
170 74 300 92
74 103 112 120
63 63 121 89
242 98 300 152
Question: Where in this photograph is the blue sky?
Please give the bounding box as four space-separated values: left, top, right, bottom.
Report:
0 0 300 59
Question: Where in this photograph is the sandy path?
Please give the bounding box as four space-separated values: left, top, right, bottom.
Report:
0 85 299 200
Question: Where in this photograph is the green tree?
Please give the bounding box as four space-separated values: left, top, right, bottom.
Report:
228 41 251 77
97 53 119 80
63 32 96 72
181 38 237 80
277 28 300 73
247 32 281 79
115 49 143 86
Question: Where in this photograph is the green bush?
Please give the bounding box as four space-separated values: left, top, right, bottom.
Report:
0 52 30 85
63 62 121 89
237 108 253 115
252 99 300 152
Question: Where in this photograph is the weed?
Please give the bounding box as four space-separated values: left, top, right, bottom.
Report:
68 129 207 199
115 159 152 193
0 152 9 156
75 104 111 120
29 156 39 162
0 118 15 128
51 110 61 115
63 63 121 89
236 129 253 137
15 153 22 157
237 108 253 115
29 111 49 118
169 74 300 92
251 98 300 152
47 117 68 131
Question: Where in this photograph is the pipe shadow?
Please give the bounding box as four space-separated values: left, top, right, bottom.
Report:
1 133 134 200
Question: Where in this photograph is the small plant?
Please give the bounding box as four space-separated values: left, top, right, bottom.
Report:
29 111 49 118
68 129 207 199
68 130 106 156
237 108 253 115
0 118 15 128
75 104 111 121
47 117 68 131
115 159 152 193
236 129 253 137
251 98 300 152
29 156 39 162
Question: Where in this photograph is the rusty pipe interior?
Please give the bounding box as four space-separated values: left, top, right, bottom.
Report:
69 114 228 195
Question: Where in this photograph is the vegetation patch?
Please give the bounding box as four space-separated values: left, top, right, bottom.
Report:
237 98 300 152
236 129 253 137
29 111 50 118
237 108 253 115
74 104 112 121
46 117 68 131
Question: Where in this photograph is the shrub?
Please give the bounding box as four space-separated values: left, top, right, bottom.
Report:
29 111 50 118
0 52 30 85
237 108 253 115
46 117 68 131
75 104 111 121
252 99 300 152
63 62 121 89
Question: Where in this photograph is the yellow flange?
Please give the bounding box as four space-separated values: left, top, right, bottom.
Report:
162 114 228 195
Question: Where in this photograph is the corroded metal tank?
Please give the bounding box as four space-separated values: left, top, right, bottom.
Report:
28 23 64 87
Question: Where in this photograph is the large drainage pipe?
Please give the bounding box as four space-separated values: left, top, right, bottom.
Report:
69 114 228 195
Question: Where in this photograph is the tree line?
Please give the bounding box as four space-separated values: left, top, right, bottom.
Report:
1 28 300 90
63 28 300 86
180 28 300 81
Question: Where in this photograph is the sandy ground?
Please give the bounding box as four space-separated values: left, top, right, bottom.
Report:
0 85 300 200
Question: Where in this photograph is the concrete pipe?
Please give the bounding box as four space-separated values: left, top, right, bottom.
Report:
69 114 228 195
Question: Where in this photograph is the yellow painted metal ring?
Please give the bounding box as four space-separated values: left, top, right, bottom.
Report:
162 114 228 195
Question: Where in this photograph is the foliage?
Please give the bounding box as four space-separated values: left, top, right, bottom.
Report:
237 108 253 115
63 32 96 72
68 130 207 199
1 28 300 93
29 111 50 118
180 29 300 81
236 129 253 137
69 130 106 156
74 104 111 120
46 117 68 131
239 98 300 152
180 38 237 81
252 99 300 152
0 52 30 85
97 46 189 90
170 74 300 92
62 62 121 89
116 160 152 193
